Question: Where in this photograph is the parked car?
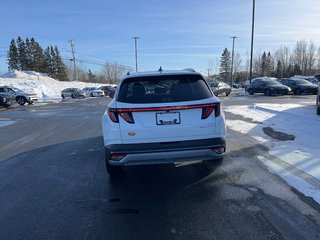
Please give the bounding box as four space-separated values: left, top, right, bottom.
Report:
0 86 38 105
208 81 231 96
102 69 226 175
246 78 291 96
317 87 320 115
83 87 105 97
61 88 86 99
279 78 318 95
99 85 116 97
0 93 16 107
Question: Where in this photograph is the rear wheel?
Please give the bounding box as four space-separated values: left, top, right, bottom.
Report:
226 91 230 96
61 94 65 99
71 94 76 98
248 89 253 95
16 96 26 105
317 98 320 115
202 158 223 173
90 93 94 97
0 96 9 107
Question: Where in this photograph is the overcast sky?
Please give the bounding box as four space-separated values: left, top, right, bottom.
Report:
1 0 320 75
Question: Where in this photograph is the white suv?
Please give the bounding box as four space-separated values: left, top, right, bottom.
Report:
0 86 38 105
102 69 226 175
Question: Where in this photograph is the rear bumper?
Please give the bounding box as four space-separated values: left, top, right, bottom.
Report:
105 137 226 166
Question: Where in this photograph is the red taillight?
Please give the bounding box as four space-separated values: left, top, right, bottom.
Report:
201 103 220 119
108 109 134 124
108 109 119 123
214 103 221 117
119 112 135 124
202 107 214 119
211 146 225 154
110 153 127 161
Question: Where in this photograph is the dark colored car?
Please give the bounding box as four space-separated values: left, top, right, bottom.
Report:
278 78 318 95
0 94 16 107
208 81 231 97
61 88 86 99
99 85 116 97
246 78 291 96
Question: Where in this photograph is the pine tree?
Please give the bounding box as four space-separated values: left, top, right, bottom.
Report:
32 38 44 73
87 69 96 82
53 46 68 81
275 60 282 78
16 37 27 71
219 48 231 82
43 47 52 76
7 39 19 70
25 37 33 70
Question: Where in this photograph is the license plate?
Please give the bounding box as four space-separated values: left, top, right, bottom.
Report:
156 112 181 125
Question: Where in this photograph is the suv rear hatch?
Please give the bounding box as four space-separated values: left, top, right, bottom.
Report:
109 74 221 143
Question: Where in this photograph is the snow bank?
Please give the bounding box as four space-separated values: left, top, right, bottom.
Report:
225 103 320 203
0 70 111 99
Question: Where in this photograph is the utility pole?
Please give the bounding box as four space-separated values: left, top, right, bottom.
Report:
132 37 139 72
230 36 237 87
69 40 78 81
249 0 255 83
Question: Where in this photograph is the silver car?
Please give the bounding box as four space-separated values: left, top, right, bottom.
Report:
61 88 86 99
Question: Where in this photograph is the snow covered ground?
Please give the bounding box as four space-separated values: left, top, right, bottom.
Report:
225 102 320 203
0 70 112 100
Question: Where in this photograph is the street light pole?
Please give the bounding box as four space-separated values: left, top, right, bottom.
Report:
132 37 139 72
249 0 255 83
230 36 237 87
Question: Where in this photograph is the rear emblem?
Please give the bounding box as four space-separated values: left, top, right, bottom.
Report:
128 132 136 136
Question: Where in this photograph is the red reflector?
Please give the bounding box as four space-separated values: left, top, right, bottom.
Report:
211 146 225 154
110 153 127 161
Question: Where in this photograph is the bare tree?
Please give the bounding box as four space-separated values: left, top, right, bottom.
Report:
101 62 130 84
292 40 308 75
307 41 317 75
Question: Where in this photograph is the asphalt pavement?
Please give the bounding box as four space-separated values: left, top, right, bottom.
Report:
0 94 320 240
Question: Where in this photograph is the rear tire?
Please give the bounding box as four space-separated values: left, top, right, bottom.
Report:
61 94 65 99
71 94 75 98
202 158 223 173
248 89 253 95
90 93 94 97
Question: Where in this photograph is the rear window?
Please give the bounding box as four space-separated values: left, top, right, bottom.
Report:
117 74 212 103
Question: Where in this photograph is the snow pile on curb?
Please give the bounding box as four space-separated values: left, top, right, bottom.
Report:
0 70 110 99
